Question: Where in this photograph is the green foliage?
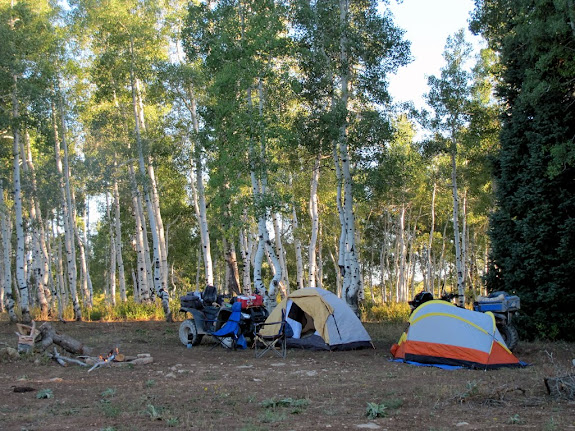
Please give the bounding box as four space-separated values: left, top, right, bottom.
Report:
473 0 575 341
365 399 402 419
361 301 410 323
365 402 387 419
261 397 310 415
79 298 169 322
36 388 53 399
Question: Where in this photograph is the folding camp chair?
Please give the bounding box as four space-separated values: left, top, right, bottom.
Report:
254 309 287 358
210 301 245 350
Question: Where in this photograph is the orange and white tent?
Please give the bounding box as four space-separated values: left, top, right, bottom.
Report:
391 300 524 369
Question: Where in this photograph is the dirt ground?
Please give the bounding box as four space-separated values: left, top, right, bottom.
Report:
1 317 574 431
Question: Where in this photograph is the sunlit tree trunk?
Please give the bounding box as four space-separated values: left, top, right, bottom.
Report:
272 212 289 293
187 87 214 289
56 234 66 319
52 99 81 321
190 146 213 287
71 190 92 309
129 164 150 303
451 139 465 306
106 194 117 305
24 133 50 318
44 220 59 316
329 247 342 298
239 221 253 295
12 78 30 323
308 155 320 287
248 84 281 310
113 175 127 302
129 41 170 321
148 162 168 290
317 222 324 289
427 181 436 292
223 236 241 296
0 183 16 322
291 182 304 289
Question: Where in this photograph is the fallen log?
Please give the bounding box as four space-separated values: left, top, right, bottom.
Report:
544 374 575 400
83 353 153 369
48 347 89 367
39 322 92 355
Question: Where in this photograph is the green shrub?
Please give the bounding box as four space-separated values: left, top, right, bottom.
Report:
361 301 410 323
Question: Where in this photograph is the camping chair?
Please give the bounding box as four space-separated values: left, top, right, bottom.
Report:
209 301 245 350
254 309 287 359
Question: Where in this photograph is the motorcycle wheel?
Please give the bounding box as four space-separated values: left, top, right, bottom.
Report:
499 324 519 351
179 319 203 346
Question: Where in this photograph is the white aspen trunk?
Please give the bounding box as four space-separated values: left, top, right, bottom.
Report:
329 247 342 298
258 82 281 306
129 46 171 321
187 86 214 288
369 246 375 302
427 181 436 292
56 236 66 319
462 190 468 294
29 197 49 318
223 237 241 295
24 133 50 318
0 183 17 321
72 203 92 308
82 206 94 304
59 97 85 314
333 144 347 281
106 194 117 305
397 205 407 302
239 225 252 295
317 222 324 289
291 194 305 290
379 241 387 303
438 221 449 296
148 161 169 291
52 100 80 321
451 143 465 307
44 220 59 315
337 0 361 316
132 269 140 302
272 212 289 292
113 177 127 302
248 84 281 310
12 80 30 323
308 154 320 288
129 164 150 302
195 245 202 292
190 150 214 287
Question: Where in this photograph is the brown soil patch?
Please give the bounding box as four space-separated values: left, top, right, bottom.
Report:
1 319 574 430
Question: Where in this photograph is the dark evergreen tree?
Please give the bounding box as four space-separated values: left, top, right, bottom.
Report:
471 0 575 340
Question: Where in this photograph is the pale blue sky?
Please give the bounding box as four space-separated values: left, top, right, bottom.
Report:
385 0 483 109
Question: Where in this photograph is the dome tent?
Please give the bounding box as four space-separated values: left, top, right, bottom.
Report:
391 300 525 369
261 287 373 351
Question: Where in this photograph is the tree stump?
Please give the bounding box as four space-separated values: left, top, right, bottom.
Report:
39 322 92 355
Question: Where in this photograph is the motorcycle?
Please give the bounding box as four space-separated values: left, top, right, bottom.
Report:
178 286 269 348
408 290 520 351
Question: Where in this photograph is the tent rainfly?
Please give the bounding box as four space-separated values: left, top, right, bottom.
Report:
391 300 525 369
261 287 373 351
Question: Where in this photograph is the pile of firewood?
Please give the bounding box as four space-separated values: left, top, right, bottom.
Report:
13 321 153 371
544 374 575 400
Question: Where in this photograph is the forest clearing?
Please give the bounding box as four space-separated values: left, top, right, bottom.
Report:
1 317 574 431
